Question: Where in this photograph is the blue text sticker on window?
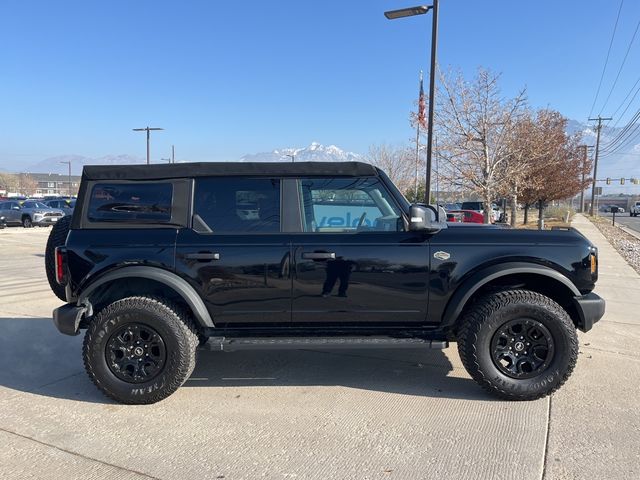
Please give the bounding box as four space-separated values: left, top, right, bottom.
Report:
314 205 379 228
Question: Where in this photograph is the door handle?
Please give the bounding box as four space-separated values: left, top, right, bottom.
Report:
184 252 220 261
302 252 336 260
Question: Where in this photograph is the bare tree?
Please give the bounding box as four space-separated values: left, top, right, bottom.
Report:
366 144 417 198
435 68 527 223
0 173 19 193
19 174 38 196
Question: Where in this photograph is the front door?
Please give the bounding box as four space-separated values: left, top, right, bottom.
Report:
175 177 291 327
291 177 430 326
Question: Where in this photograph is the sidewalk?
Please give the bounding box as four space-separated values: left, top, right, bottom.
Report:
544 214 640 479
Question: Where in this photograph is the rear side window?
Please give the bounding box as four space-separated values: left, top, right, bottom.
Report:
88 183 173 223
194 177 281 233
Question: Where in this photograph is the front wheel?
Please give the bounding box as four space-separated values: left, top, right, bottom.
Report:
457 290 578 401
83 296 198 404
22 216 32 228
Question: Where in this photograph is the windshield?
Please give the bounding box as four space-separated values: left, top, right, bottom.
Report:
22 201 49 209
461 202 483 211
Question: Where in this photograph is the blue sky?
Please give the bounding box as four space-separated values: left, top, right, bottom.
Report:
1 0 639 170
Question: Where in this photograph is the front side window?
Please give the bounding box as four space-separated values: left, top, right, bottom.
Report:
194 177 281 233
299 178 404 233
87 183 173 222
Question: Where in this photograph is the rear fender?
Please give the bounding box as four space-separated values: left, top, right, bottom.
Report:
77 266 214 328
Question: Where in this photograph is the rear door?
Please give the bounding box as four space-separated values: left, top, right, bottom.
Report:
175 177 292 327
6 202 20 224
290 177 430 326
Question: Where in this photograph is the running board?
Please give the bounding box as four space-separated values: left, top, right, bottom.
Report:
201 336 449 352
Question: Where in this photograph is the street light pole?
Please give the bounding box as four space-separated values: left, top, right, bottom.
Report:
59 161 72 196
385 2 439 204
133 127 164 165
286 154 295 163
425 0 438 204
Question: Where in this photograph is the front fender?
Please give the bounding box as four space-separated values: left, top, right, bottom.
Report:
441 262 580 329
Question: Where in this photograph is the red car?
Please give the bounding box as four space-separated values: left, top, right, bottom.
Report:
447 210 485 224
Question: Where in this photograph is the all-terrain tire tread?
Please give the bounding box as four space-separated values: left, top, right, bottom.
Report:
457 289 578 401
82 296 198 404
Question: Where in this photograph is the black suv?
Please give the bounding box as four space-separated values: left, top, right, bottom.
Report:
47 162 605 404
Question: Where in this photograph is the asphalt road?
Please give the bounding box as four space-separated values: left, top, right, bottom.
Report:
0 223 638 479
598 211 640 233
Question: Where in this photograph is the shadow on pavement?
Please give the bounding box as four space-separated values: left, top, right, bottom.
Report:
0 317 490 403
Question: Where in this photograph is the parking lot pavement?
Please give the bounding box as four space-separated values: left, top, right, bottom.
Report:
0 224 637 479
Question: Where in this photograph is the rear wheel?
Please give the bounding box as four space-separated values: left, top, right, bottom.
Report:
83 296 198 404
457 290 578 401
45 215 72 301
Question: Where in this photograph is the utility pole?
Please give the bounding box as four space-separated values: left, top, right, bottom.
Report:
172 145 175 164
133 127 164 165
588 116 611 216
578 145 587 213
59 160 72 196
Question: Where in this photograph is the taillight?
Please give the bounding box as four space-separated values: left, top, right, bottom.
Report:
55 247 67 285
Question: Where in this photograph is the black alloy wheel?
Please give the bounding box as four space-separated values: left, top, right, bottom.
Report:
490 319 555 379
106 323 167 383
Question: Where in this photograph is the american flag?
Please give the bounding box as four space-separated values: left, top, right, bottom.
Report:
418 70 427 129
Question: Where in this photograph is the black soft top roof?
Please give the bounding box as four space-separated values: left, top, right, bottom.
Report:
82 161 378 181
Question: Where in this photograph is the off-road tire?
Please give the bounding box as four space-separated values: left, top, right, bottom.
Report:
22 216 32 228
457 290 578 401
45 215 72 301
83 296 199 404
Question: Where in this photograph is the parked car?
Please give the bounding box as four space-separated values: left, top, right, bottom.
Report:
446 209 485 224
630 201 640 217
47 161 604 404
0 200 65 227
0 215 6 229
460 201 500 222
45 199 76 216
441 203 461 212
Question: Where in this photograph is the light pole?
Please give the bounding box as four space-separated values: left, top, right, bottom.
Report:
133 126 164 165
286 154 295 163
385 1 439 204
59 160 72 196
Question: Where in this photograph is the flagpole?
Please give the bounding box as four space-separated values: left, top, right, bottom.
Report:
415 122 420 201
415 70 424 202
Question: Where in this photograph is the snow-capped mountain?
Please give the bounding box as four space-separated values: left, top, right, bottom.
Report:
27 154 145 175
239 142 363 163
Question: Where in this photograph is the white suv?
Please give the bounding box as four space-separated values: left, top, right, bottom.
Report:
631 201 640 217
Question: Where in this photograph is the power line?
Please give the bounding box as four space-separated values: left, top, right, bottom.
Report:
588 0 625 119
598 15 640 115
601 108 640 154
608 76 640 127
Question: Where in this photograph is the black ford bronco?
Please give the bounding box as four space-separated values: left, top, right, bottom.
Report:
47 162 605 404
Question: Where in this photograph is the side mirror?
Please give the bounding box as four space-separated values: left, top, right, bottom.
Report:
409 204 447 232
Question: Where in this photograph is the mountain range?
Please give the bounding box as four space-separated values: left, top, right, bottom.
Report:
12 123 640 194
18 143 364 176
